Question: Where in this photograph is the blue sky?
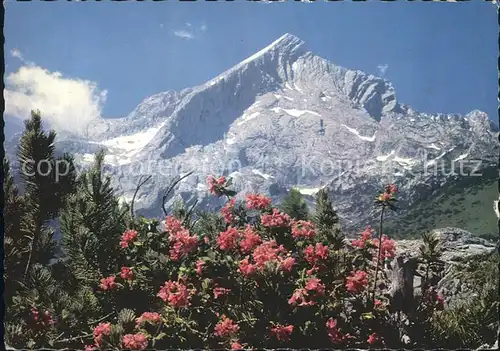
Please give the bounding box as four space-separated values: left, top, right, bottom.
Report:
4 0 498 131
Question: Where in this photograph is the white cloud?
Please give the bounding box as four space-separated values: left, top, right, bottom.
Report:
5 64 107 135
186 22 192 28
377 64 389 77
10 48 24 61
160 23 164 29
200 24 207 32
173 30 194 40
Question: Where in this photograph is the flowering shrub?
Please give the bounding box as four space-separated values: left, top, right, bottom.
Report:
12 177 452 350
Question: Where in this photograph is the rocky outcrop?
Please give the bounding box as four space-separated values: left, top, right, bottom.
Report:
394 227 496 308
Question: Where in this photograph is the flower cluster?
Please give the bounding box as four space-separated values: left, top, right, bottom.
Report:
373 234 396 260
217 227 241 251
120 267 134 281
214 316 240 338
288 278 326 306
120 229 138 248
93 322 111 347
346 270 369 293
99 276 117 291
270 324 294 342
376 183 398 204
207 175 228 197
166 216 199 261
303 243 329 266
261 208 291 228
31 307 55 328
221 198 236 224
245 193 272 210
77 182 448 350
135 312 161 326
157 280 194 309
122 333 149 350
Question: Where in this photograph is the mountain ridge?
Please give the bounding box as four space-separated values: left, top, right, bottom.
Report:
5 33 497 233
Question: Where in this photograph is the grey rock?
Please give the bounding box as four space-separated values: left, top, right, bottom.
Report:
393 227 496 308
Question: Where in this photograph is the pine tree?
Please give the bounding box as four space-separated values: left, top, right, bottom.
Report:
313 187 344 249
3 158 28 299
4 111 78 348
60 149 131 287
280 188 309 221
17 110 77 278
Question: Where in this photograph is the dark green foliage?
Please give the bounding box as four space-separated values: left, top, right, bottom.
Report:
16 110 77 277
280 188 309 221
3 159 27 293
313 187 344 249
60 149 131 286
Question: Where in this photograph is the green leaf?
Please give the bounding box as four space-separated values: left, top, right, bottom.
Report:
154 332 168 341
361 312 375 320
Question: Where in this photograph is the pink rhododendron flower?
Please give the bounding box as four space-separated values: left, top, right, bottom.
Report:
157 281 192 308
93 322 111 347
165 215 183 234
195 259 205 276
239 257 256 277
231 341 243 350
326 318 343 344
239 226 262 254
261 208 291 228
352 226 375 248
288 288 314 307
214 316 240 338
135 312 161 326
291 220 316 239
31 308 55 327
303 243 329 265
436 294 445 307
252 240 285 269
279 256 296 272
99 276 117 291
169 228 198 261
84 345 95 351
380 192 392 201
367 332 378 345
245 193 272 210
120 267 134 281
372 234 396 259
270 324 294 341
213 287 231 299
120 229 138 248
221 198 236 224
388 183 398 194
207 175 227 197
122 333 149 350
346 270 369 293
217 227 241 251
305 277 325 296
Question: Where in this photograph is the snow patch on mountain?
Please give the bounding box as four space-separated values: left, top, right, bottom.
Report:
296 187 321 196
341 124 376 142
376 150 396 162
252 169 275 180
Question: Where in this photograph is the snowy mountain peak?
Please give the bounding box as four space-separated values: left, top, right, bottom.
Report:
238 33 306 66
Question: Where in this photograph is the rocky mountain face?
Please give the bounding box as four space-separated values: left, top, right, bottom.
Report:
5 33 498 231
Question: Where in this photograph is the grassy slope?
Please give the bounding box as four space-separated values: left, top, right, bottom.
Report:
383 166 498 240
